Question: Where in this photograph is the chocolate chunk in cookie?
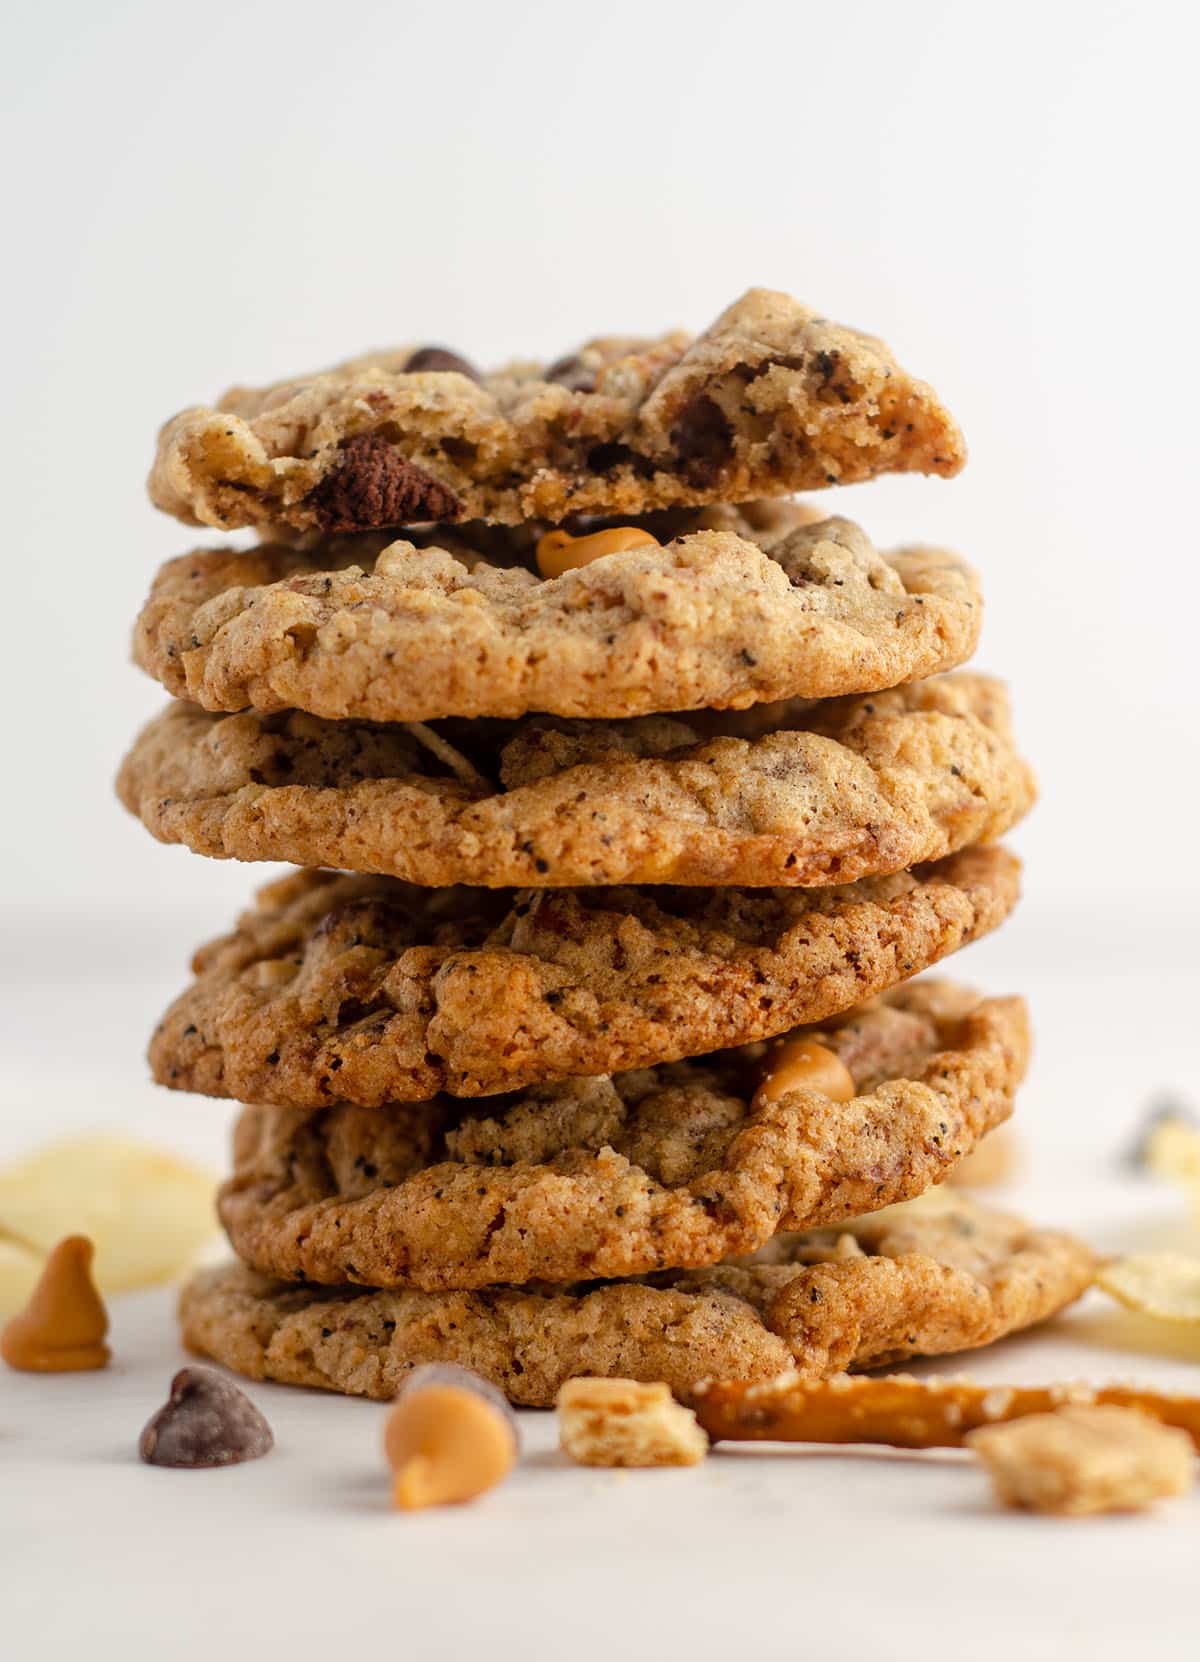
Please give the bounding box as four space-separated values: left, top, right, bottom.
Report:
310 435 461 531
671 395 734 487
403 347 480 379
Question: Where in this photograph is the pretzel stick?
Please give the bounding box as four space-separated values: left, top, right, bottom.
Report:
691 1374 1200 1450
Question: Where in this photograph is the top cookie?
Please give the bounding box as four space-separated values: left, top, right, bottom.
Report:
147 289 965 533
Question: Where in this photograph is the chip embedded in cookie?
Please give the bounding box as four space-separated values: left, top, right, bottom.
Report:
148 289 965 533
148 844 1020 1106
131 509 982 724
178 1196 1094 1407
117 674 1034 889
216 982 1029 1289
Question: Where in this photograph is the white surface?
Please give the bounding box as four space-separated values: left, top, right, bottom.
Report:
2 918 1200 1660
2 0 1200 920
3 1203 1200 1662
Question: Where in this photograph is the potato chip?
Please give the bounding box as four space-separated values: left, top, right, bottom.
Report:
1097 1252 1200 1323
0 1135 217 1302
0 1230 46 1315
1146 1118 1200 1220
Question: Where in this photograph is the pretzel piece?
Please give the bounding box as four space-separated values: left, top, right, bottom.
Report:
691 1373 1200 1451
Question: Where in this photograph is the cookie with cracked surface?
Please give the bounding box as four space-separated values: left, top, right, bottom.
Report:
178 1196 1093 1407
132 508 981 724
218 981 1029 1290
148 289 965 533
117 674 1034 890
148 844 1019 1107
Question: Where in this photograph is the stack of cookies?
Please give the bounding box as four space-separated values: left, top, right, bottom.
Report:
120 289 1094 1406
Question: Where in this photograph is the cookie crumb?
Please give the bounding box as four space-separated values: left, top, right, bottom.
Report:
558 1378 708 1467
967 1405 1194 1515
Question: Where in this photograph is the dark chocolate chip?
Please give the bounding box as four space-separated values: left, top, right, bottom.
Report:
139 1367 274 1469
585 441 634 473
311 434 462 531
545 354 596 392
670 396 733 487
404 347 480 380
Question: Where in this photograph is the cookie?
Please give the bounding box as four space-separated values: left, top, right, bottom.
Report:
217 982 1029 1289
117 674 1034 890
131 509 981 724
148 289 965 533
149 844 1019 1106
178 1196 1094 1407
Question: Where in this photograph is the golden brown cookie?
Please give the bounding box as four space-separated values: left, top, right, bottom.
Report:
132 510 980 724
148 289 964 533
117 675 1033 890
149 845 1020 1106
218 982 1028 1289
179 1196 1093 1407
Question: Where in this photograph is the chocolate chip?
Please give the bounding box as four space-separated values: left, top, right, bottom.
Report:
404 347 480 380
545 354 597 392
311 434 462 531
585 441 634 474
139 1367 274 1468
670 396 733 487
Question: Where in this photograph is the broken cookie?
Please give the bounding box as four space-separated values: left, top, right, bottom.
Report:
148 289 964 533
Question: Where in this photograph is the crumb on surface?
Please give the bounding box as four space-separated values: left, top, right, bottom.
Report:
558 1378 709 1468
967 1405 1194 1516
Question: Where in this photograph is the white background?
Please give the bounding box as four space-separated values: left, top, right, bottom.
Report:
3 5 1200 1659
3 0 1199 928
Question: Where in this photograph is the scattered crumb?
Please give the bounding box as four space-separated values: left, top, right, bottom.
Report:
558 1378 708 1468
967 1405 1194 1516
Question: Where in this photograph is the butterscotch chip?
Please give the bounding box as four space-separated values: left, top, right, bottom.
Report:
968 1406 1195 1515
117 674 1033 890
217 982 1028 1290
131 507 981 724
178 1197 1094 1407
148 845 1019 1107
385 1363 518 1509
147 288 964 533
753 1038 856 1108
0 1236 110 1373
535 524 660 578
558 1379 708 1467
